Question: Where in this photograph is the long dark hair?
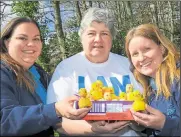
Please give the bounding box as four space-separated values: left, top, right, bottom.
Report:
1 17 42 92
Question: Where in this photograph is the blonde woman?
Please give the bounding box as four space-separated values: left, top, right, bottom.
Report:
125 24 180 136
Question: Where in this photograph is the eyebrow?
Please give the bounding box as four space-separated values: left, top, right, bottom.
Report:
17 34 41 37
102 31 110 32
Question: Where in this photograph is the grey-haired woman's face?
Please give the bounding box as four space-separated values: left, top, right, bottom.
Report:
81 21 112 63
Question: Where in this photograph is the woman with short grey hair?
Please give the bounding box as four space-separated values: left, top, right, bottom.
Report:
78 7 117 39
47 7 144 136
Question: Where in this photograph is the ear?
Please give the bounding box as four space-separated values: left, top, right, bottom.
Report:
160 45 166 55
4 40 10 49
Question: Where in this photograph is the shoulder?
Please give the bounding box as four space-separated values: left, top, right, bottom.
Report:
1 61 16 84
34 63 51 88
56 52 83 69
171 79 180 92
109 52 130 70
110 52 129 63
34 63 49 76
1 61 14 76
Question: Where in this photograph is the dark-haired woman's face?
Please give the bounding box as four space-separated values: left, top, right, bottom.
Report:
5 22 42 69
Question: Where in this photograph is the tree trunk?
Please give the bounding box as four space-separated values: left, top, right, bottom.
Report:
52 1 66 60
168 1 174 41
126 1 134 27
82 1 87 11
89 1 92 7
75 1 82 25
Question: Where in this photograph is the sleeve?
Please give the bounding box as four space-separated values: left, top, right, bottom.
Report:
0 68 60 136
129 121 145 131
47 62 74 104
155 80 180 136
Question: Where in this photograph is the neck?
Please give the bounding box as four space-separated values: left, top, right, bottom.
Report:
85 54 109 63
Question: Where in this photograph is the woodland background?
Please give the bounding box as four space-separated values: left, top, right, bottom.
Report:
1 1 180 73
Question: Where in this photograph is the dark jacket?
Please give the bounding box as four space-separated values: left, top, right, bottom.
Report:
146 64 180 137
1 61 60 137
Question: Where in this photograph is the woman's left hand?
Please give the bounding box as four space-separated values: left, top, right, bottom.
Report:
131 104 166 130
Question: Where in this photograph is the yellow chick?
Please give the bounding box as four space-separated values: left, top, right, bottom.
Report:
89 89 103 101
96 80 104 88
91 80 103 90
103 91 112 101
133 90 144 101
132 100 146 111
119 92 127 100
78 98 92 108
107 87 119 100
78 88 87 97
127 92 135 101
126 84 134 93
78 88 92 108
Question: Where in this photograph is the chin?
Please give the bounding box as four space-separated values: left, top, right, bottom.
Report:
141 72 153 77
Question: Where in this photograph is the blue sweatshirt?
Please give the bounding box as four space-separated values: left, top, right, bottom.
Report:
1 62 61 136
147 77 180 136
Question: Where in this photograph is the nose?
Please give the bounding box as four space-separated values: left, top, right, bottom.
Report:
27 40 35 46
94 34 101 43
138 53 145 61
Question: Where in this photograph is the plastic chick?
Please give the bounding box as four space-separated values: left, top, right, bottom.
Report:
132 99 146 111
102 87 112 101
78 88 92 108
119 92 127 100
126 84 134 93
133 90 144 101
89 89 103 101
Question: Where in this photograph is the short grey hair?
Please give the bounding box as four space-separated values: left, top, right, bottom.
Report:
78 7 117 39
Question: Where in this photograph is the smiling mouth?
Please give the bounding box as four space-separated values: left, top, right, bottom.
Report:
93 46 103 49
141 61 152 67
23 50 35 54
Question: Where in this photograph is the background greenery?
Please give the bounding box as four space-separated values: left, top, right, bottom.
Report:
1 1 180 74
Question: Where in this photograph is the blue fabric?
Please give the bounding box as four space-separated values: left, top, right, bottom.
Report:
148 78 180 136
29 66 47 104
149 78 157 91
1 61 60 136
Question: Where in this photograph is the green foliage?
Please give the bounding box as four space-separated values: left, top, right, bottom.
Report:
65 31 82 58
9 1 180 73
12 1 39 19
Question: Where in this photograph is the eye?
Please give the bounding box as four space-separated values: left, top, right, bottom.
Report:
16 37 27 41
87 32 95 35
131 52 138 57
144 47 150 52
101 32 109 36
33 38 41 41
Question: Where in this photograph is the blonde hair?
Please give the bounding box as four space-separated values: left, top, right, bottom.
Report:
125 24 180 100
1 17 42 92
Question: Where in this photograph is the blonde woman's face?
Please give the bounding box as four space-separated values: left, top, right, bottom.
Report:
128 36 164 78
81 21 112 63
5 23 42 69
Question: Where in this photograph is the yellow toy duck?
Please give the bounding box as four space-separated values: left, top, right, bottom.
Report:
132 99 146 111
89 89 103 101
126 84 134 101
89 80 104 101
78 88 92 108
119 92 127 100
133 90 144 101
132 90 146 111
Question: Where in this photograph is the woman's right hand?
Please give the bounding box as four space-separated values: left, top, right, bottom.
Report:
55 96 91 120
89 120 130 134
